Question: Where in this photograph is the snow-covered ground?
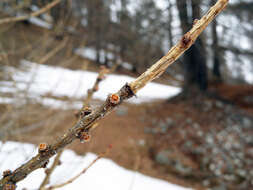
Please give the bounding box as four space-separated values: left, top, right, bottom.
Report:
0 60 181 109
0 141 193 190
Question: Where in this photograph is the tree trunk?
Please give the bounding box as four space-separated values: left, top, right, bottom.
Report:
176 0 208 96
211 0 222 81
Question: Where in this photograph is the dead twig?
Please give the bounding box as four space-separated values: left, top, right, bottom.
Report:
38 38 68 65
0 0 229 189
82 66 110 108
0 0 61 25
38 150 63 190
44 147 110 190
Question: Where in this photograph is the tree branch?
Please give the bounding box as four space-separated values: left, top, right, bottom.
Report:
0 0 229 189
0 0 61 25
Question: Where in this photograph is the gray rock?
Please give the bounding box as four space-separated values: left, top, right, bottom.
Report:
186 118 192 124
158 121 168 133
242 117 252 129
144 127 158 134
203 101 212 112
215 101 224 108
155 150 171 165
193 123 200 129
203 180 210 187
166 117 173 126
175 162 191 174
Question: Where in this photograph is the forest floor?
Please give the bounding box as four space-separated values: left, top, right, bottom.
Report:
3 82 253 190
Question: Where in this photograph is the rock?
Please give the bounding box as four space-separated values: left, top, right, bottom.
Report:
174 162 191 174
166 117 173 126
197 130 203 137
116 106 128 116
186 118 192 124
203 179 210 187
155 150 171 165
206 134 214 144
215 101 224 108
158 121 168 133
203 101 212 112
193 123 200 129
242 117 252 129
144 127 158 134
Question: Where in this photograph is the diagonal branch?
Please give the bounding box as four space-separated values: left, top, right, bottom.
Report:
0 0 61 25
0 0 229 189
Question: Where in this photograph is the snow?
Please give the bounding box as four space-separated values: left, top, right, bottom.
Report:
0 141 193 190
28 17 52 29
0 60 181 109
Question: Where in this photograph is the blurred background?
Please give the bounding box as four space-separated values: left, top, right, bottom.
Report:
0 0 253 190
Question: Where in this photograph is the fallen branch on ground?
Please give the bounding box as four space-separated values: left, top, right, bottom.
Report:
0 0 229 189
0 0 61 25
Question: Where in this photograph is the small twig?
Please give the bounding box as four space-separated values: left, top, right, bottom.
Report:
45 147 110 190
38 38 68 65
82 66 110 108
0 1 229 188
0 0 61 25
39 150 63 190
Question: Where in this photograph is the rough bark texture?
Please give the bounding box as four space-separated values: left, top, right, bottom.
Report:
0 0 229 189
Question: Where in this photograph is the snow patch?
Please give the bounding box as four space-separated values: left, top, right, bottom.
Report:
0 60 181 109
0 141 193 190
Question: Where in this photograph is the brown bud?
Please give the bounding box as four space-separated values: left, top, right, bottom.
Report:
94 84 99 92
38 143 48 153
109 93 120 105
3 184 16 190
45 169 50 175
79 131 91 143
2 170 12 178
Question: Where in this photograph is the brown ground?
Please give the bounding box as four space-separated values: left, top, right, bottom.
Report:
3 83 252 190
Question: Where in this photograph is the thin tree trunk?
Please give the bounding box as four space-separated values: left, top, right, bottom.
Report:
211 4 222 81
176 0 208 96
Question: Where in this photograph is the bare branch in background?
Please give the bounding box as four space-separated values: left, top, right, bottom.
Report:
0 0 61 25
44 147 110 190
0 0 229 188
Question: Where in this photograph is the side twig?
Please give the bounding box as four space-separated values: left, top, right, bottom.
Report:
0 0 229 189
39 63 109 190
38 150 63 190
45 147 110 190
82 66 110 108
0 0 61 25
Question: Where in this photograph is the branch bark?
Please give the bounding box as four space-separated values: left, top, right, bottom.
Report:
0 0 229 189
0 0 61 25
